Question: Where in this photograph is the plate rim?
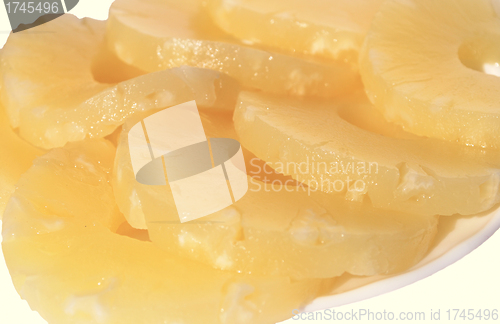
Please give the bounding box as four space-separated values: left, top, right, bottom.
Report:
304 207 500 312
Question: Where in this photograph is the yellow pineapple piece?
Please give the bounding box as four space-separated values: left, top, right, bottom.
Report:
0 15 237 149
106 0 359 98
233 90 500 217
2 139 324 324
359 0 500 149
0 104 43 217
113 108 438 279
209 0 385 66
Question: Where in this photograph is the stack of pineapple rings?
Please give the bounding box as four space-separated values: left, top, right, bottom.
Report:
1 0 499 323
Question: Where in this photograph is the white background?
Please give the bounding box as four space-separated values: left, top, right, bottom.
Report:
0 1 499 323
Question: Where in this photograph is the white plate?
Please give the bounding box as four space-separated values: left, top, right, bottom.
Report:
304 206 500 312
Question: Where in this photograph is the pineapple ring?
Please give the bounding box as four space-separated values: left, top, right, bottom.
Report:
0 15 237 149
233 90 500 217
0 104 43 217
359 0 500 149
1 139 325 324
113 108 438 279
106 0 359 98
208 0 385 66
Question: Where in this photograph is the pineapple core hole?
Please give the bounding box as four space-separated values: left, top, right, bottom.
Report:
483 63 500 77
116 221 151 242
91 43 144 84
458 35 500 77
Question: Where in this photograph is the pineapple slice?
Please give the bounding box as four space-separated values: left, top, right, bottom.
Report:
359 0 500 149
1 139 324 324
233 90 500 217
0 104 43 217
113 108 438 279
0 15 237 149
106 0 359 98
208 0 385 66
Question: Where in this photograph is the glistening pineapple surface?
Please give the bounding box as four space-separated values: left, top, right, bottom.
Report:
106 0 360 98
0 15 237 149
113 107 439 279
1 139 325 324
233 90 500 217
208 0 385 65
0 0 499 323
359 0 500 149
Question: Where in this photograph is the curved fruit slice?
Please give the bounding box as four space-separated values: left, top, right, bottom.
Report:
1 139 324 324
0 104 43 217
233 90 500 217
106 0 359 98
209 0 385 66
359 0 500 149
0 15 237 149
113 109 438 279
